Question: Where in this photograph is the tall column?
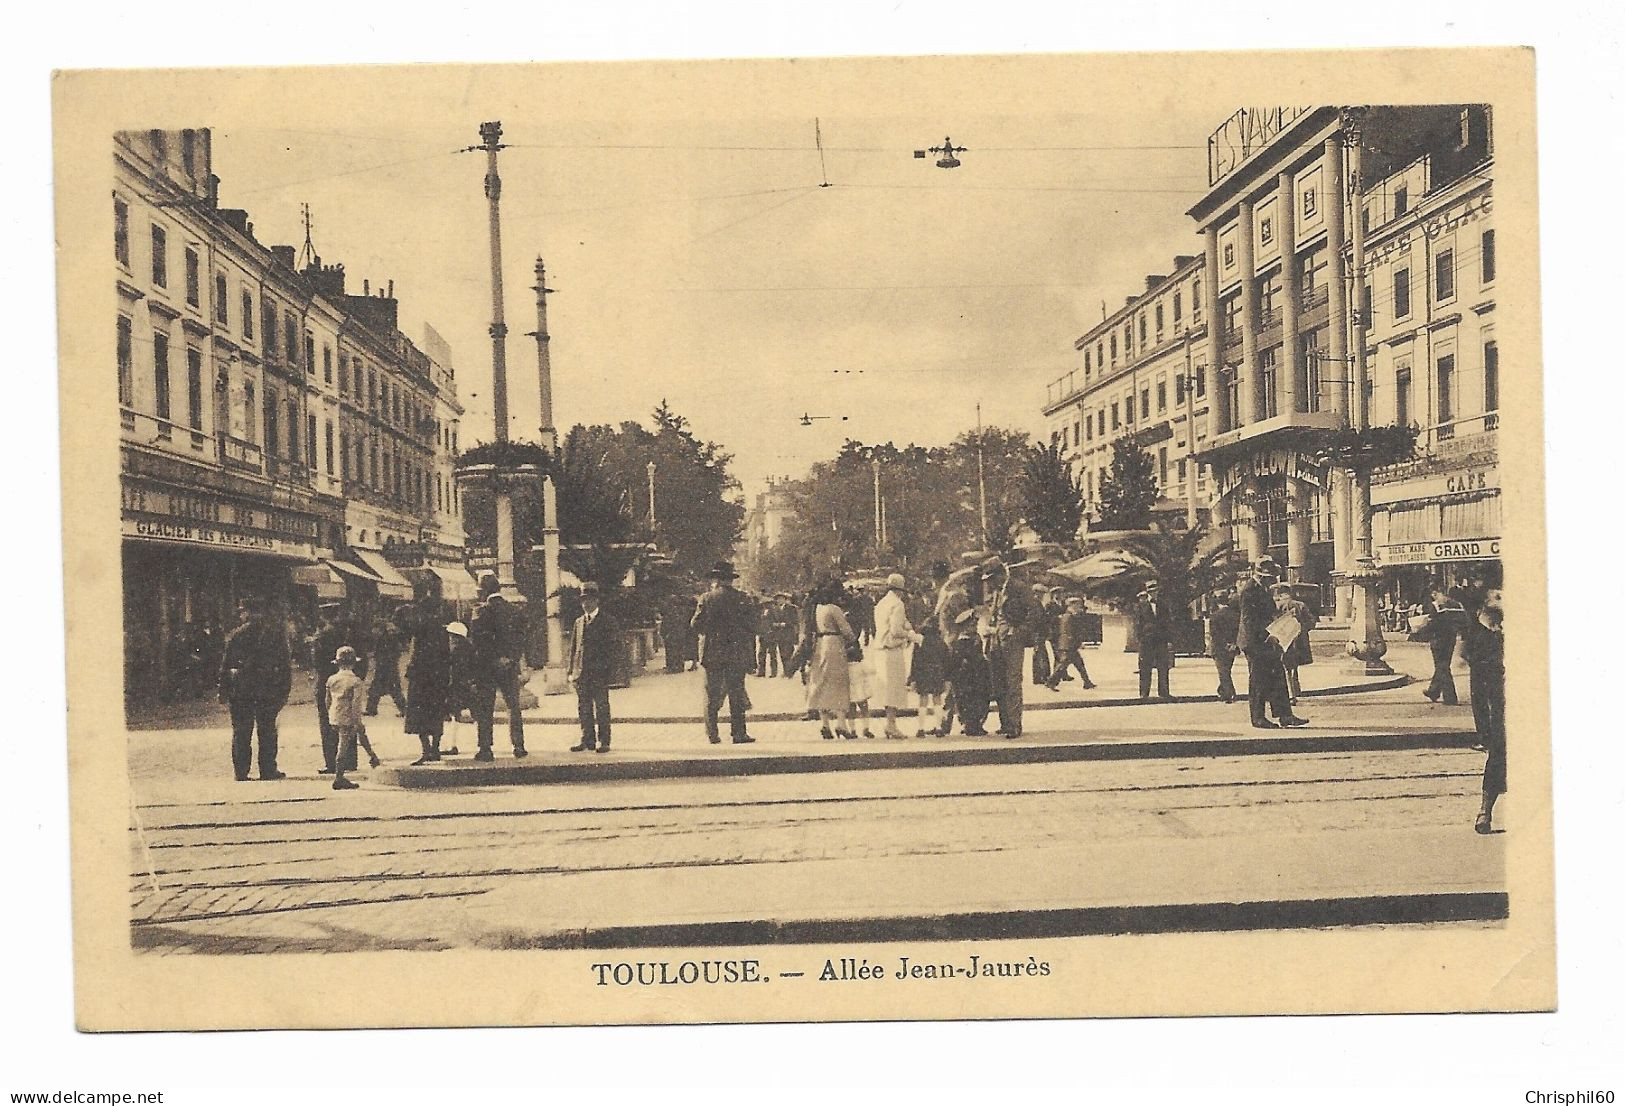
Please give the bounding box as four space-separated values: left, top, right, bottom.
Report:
1277 170 1302 414
1324 133 1354 621
1203 225 1227 437
494 485 515 585
1184 333 1198 528
1286 478 1311 582
531 257 556 452
481 121 510 444
1237 200 1262 425
539 474 568 693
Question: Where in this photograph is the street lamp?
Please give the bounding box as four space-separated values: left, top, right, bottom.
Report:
646 460 657 533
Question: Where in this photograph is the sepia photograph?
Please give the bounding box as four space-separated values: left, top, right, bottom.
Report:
51 46 1554 1032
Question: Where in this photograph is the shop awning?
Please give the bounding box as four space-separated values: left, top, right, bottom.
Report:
1052 550 1143 582
292 561 346 599
347 550 415 600
416 564 480 602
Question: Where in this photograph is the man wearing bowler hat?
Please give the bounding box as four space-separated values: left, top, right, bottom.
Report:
567 581 617 753
1235 557 1308 729
1132 579 1176 701
469 572 529 761
218 596 291 781
691 561 757 744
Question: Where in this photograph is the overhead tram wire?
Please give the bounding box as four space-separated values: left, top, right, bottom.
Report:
502 141 1204 153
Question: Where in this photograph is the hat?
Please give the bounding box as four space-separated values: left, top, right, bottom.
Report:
478 572 501 595
581 581 602 596
886 573 906 591
334 645 359 665
1253 556 1280 576
446 621 468 638
707 561 738 580
1065 595 1084 607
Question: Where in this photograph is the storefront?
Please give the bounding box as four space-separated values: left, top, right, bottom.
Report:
121 467 324 708
1371 454 1501 626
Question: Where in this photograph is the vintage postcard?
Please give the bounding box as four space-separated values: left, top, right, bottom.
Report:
53 48 1553 1030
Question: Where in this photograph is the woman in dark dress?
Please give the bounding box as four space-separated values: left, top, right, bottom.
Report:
405 599 454 764
1460 588 1506 833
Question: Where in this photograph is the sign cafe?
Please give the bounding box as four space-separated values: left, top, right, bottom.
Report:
121 478 318 556
1379 538 1500 566
1369 192 1492 265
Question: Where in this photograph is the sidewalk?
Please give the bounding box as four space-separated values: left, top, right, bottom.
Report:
450 824 1505 948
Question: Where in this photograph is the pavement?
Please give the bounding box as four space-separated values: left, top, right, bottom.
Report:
125 639 1505 954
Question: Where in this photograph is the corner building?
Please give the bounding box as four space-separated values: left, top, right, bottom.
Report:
1186 105 1496 613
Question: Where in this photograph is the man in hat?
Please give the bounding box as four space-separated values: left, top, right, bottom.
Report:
1030 584 1059 687
1046 595 1097 691
566 581 617 753
1206 588 1242 703
690 561 758 744
217 596 291 781
363 603 407 718
1235 557 1308 728
468 573 529 761
1132 579 1176 701
982 556 1036 738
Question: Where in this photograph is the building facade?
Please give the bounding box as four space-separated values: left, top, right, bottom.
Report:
115 128 468 707
1184 104 1496 614
1044 254 1213 530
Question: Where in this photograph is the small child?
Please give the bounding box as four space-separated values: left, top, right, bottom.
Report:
908 620 949 736
946 608 991 737
326 645 379 791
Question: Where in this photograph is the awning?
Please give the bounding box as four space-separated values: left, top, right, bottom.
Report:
414 564 479 602
292 562 345 599
347 549 415 600
1052 550 1144 582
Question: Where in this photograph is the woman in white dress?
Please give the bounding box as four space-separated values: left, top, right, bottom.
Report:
873 573 923 738
805 580 856 739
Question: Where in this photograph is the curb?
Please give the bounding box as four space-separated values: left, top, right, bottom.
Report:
373 726 1476 789
476 890 1509 949
496 673 1414 727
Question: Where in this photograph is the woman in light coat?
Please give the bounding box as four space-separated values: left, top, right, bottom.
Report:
805 579 857 739
873 573 922 738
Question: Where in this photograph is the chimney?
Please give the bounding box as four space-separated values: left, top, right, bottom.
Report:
270 245 296 269
1144 274 1167 292
387 279 394 299
1174 254 1198 268
363 279 370 295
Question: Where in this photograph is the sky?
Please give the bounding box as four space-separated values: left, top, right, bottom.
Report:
208 63 1223 500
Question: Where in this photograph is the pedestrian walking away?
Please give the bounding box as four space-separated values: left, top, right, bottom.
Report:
468 573 529 761
218 596 292 781
1460 588 1507 833
567 581 617 752
363 610 407 717
1030 584 1058 687
691 561 758 744
1206 590 1241 703
404 599 454 765
1410 585 1466 706
874 573 923 738
1046 595 1097 691
325 645 378 790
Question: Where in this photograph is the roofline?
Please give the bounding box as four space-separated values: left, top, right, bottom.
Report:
1185 106 1346 226
1071 252 1207 351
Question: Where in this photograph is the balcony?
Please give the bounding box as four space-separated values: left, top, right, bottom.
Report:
1419 413 1499 456
218 433 263 473
1195 407 1345 461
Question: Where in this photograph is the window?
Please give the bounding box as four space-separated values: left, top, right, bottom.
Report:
186 348 203 430
1124 323 1133 355
1395 362 1413 427
1260 272 1282 321
1084 349 1091 374
1223 242 1235 269
117 315 133 407
1484 340 1499 412
1259 216 1274 246
184 247 200 307
262 300 277 353
307 413 318 468
305 332 316 376
1223 295 1242 340
214 272 228 324
1302 329 1323 412
150 225 168 287
243 381 256 443
1109 335 1118 362
323 345 333 384
1195 363 1207 398
1175 374 1186 405
1111 402 1120 430
1360 283 1373 328
1097 410 1105 437
1177 458 1188 481
1172 291 1183 324
1435 248 1456 300
1156 380 1167 412
368 369 377 411
339 355 349 393
327 421 337 475
1302 186 1317 218
242 290 254 339
1393 267 1412 319
1481 229 1496 283
1393 184 1409 218
264 391 279 456
1155 303 1165 335
1261 346 1279 418
340 430 350 480
1191 280 1202 319
1437 354 1456 432
1085 413 1094 441
1224 364 1242 422
1096 342 1104 368
287 400 300 461
1300 246 1327 301
1140 387 1151 419
114 198 130 267
1139 315 1148 345
1158 447 1169 485
285 315 299 367
152 332 171 421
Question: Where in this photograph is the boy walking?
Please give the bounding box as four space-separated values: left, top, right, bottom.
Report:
326 646 379 791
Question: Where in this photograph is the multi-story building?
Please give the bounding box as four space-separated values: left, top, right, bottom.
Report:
1043 253 1212 530
116 128 468 706
1185 104 1496 612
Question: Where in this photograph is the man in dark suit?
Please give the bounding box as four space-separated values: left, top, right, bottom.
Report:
983 557 1036 738
218 596 292 781
363 608 406 717
567 582 617 752
690 561 757 744
1206 590 1241 703
469 573 529 761
1411 585 1466 705
1235 558 1308 729
1133 580 1175 701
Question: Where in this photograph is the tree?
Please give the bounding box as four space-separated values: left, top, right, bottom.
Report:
1086 522 1245 648
1020 441 1084 543
1096 438 1159 530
